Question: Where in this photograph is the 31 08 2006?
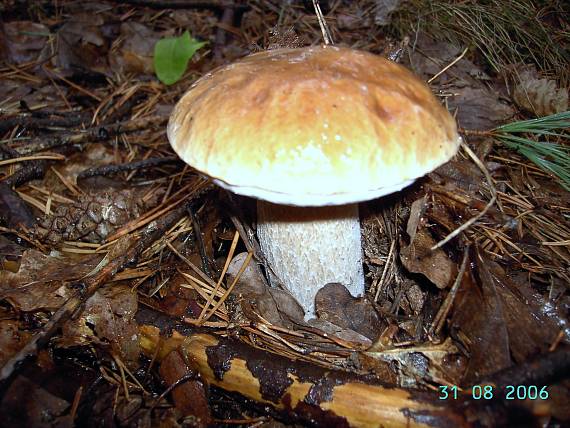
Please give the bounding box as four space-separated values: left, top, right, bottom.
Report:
438 385 550 400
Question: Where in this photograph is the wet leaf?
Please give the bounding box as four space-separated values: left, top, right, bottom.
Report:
153 31 206 85
0 250 103 311
59 283 139 364
0 375 72 428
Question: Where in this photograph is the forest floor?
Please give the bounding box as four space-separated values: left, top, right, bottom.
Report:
0 1 568 427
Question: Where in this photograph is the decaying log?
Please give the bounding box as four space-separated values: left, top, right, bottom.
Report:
140 326 482 427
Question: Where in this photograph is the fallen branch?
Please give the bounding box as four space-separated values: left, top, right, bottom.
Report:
12 115 167 155
140 326 494 428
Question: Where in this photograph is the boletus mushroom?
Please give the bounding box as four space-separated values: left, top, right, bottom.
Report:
167 45 460 318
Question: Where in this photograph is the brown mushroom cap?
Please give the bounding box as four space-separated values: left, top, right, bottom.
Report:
167 45 460 206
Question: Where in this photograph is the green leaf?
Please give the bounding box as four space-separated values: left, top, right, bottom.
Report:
153 31 207 85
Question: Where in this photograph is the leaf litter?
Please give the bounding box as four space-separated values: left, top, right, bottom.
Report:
0 0 568 426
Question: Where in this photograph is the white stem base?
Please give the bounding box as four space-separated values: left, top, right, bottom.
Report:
257 201 364 319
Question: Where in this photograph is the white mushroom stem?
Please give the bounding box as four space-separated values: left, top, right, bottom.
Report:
257 200 364 319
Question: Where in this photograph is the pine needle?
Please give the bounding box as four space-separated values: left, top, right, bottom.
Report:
491 111 570 191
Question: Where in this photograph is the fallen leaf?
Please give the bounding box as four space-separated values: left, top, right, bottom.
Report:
512 65 568 116
314 282 385 341
408 33 515 130
0 250 103 311
55 13 110 76
153 31 206 85
451 248 511 384
0 375 72 427
226 252 305 327
109 22 159 76
365 338 465 387
59 283 139 364
2 21 49 64
400 228 457 289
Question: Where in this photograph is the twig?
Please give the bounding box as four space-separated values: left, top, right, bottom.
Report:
77 156 179 179
187 204 212 278
106 179 211 242
1 160 49 188
13 116 167 155
428 47 468 84
0 153 65 167
198 231 240 321
431 142 497 250
224 194 282 287
0 113 88 135
428 245 470 337
203 251 252 322
373 238 396 302
312 0 333 45
476 346 570 394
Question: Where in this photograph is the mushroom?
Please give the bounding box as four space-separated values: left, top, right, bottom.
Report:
167 45 460 319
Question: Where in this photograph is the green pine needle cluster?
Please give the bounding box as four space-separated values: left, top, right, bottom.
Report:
491 111 570 191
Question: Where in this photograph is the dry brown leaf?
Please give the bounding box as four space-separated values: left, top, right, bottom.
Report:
409 34 515 130
314 282 385 342
512 67 568 116
451 248 561 384
108 22 159 76
400 228 457 289
227 252 304 327
1 21 49 64
308 318 373 347
55 12 110 76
